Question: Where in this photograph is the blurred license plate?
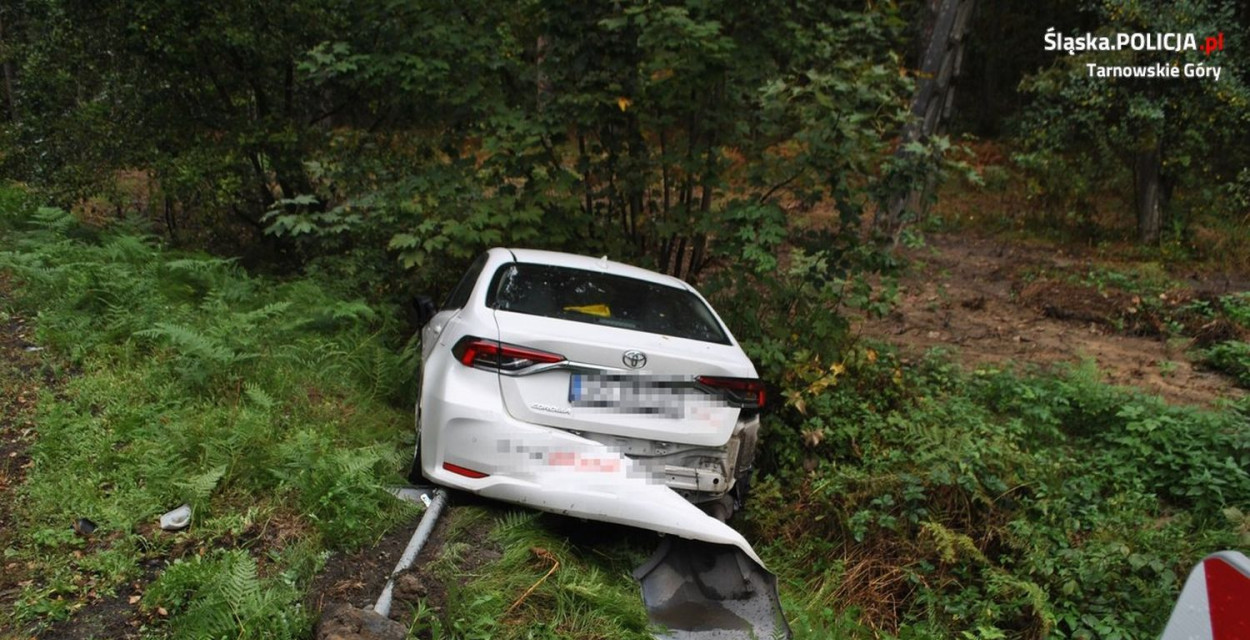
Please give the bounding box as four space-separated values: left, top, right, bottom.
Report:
569 374 684 414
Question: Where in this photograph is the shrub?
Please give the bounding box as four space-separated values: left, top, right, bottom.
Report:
747 354 1248 639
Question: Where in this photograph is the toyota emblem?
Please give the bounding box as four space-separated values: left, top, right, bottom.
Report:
622 350 647 369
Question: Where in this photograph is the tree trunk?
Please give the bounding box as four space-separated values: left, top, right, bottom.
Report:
536 36 551 111
0 10 15 121
876 0 976 238
1134 147 1163 245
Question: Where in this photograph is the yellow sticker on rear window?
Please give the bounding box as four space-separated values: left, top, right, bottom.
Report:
564 304 611 318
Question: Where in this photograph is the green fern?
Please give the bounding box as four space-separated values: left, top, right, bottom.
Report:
243 382 276 409
178 465 228 502
30 206 76 232
2 203 411 633
164 257 238 273
136 322 241 364
149 550 305 640
232 301 293 327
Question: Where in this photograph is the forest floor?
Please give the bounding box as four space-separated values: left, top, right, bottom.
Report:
859 231 1248 407
0 277 44 631
6 223 1248 639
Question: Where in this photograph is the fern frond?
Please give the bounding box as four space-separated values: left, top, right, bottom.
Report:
30 206 75 231
243 382 276 410
234 301 292 326
165 257 238 273
178 465 227 501
136 323 237 364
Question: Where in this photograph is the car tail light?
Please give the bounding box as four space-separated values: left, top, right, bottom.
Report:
452 336 566 372
696 376 766 409
443 462 489 479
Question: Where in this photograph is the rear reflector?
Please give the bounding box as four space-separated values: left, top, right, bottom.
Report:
452 336 566 371
696 376 766 408
443 462 489 479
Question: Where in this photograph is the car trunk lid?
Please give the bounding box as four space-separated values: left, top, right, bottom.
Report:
491 310 753 447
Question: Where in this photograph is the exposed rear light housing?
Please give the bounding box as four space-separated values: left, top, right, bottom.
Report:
695 376 766 409
452 336 566 372
443 462 489 479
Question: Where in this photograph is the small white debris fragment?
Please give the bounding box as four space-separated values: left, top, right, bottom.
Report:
160 504 192 531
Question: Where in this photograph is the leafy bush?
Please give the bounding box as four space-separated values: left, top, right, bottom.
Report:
747 354 1248 639
1201 341 1250 388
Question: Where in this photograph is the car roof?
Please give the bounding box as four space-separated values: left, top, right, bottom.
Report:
500 248 691 290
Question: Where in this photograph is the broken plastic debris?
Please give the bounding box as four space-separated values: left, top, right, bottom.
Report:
24 346 44 352
159 504 192 531
73 518 97 536
389 486 435 507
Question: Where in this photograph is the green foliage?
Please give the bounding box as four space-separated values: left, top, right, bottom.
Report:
747 353 1248 639
1219 293 1250 330
1201 340 1250 387
0 206 414 632
1015 0 1250 242
0 183 36 229
420 507 653 640
144 550 306 639
3 0 912 305
701 200 900 385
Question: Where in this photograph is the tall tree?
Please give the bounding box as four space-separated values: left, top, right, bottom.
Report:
1017 0 1249 244
0 6 15 121
875 0 976 241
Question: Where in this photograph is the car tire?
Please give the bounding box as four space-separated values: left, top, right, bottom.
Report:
405 401 424 485
732 471 752 511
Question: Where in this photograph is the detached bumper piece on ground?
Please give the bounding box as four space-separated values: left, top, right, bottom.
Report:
635 537 789 640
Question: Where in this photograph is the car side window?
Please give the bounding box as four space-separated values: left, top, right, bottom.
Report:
442 253 489 310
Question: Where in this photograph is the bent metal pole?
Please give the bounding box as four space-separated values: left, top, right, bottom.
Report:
373 488 448 619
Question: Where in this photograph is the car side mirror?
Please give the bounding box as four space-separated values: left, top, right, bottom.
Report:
412 295 437 329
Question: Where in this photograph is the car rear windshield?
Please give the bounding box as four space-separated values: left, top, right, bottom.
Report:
488 263 731 345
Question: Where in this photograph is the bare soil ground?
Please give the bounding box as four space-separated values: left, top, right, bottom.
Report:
861 232 1248 407
307 492 505 636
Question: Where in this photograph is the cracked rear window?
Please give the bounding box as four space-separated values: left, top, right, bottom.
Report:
488 263 730 344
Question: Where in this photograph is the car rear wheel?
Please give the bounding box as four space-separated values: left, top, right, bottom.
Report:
405 401 424 484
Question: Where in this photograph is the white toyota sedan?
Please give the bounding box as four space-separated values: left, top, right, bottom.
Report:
411 248 764 523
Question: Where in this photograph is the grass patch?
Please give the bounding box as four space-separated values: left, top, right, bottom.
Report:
0 204 417 637
412 506 654 640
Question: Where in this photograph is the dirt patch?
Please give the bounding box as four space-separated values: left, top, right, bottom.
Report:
306 492 505 633
861 233 1247 407
306 513 429 615
315 603 407 640
37 561 160 640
